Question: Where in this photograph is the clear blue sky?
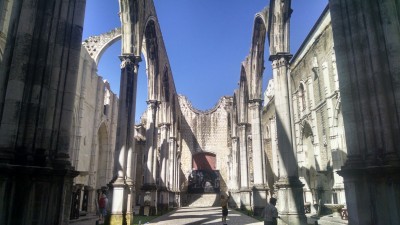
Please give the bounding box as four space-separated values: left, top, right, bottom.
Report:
83 0 328 122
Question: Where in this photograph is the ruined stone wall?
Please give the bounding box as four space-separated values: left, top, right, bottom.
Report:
289 9 346 205
70 47 119 214
262 9 347 206
178 95 232 194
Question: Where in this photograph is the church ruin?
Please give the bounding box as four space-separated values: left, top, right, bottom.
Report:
0 0 399 225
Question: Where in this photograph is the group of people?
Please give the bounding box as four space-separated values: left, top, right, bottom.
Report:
220 193 279 225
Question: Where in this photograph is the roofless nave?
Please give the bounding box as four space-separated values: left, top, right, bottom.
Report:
0 0 399 225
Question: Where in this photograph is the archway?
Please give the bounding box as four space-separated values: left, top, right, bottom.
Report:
189 152 220 194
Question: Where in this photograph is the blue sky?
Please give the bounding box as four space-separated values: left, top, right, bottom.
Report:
83 0 328 122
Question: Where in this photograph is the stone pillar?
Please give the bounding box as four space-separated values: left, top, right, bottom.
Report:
159 123 170 211
0 0 85 224
169 137 177 191
168 137 176 207
144 100 158 187
230 137 241 207
329 0 400 224
249 99 269 215
238 123 251 210
270 117 279 179
109 55 139 225
271 54 307 225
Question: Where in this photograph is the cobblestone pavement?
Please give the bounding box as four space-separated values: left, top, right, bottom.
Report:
69 207 263 225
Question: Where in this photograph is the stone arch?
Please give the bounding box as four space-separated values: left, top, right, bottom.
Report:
299 121 317 201
96 122 109 189
143 18 160 101
82 28 122 65
232 91 239 136
161 65 170 103
238 65 249 123
249 13 268 100
264 124 271 139
298 81 307 111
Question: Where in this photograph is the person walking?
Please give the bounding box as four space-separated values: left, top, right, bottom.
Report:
263 197 278 225
98 193 108 222
221 192 231 225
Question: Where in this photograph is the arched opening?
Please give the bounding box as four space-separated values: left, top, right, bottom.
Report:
299 82 306 111
250 16 267 100
300 121 317 211
188 152 220 194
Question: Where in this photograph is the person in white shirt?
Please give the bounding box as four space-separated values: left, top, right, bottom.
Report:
263 197 278 225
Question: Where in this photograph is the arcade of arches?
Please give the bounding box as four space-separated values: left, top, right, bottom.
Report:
0 0 399 225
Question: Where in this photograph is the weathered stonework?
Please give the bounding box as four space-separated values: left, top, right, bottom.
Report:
2 0 399 224
262 7 348 220
69 45 119 219
179 95 232 204
0 0 86 224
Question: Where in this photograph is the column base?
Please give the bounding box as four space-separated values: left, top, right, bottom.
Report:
252 185 269 216
277 214 308 225
107 212 133 225
275 177 307 225
158 190 169 213
240 189 252 211
228 189 240 208
337 163 400 225
108 178 134 225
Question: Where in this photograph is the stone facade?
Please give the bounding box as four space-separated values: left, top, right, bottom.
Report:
1 0 399 224
69 46 119 219
262 8 348 218
329 0 400 224
178 95 232 205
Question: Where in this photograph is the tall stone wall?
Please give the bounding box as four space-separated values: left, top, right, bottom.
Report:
69 47 119 218
262 7 348 216
0 0 86 224
290 9 347 208
178 95 232 198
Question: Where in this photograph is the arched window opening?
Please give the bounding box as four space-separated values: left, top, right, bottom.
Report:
299 83 306 111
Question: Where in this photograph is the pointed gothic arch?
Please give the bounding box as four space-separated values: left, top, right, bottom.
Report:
238 66 249 123
249 13 268 100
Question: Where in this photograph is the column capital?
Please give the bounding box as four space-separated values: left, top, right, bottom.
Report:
248 99 263 108
268 52 292 62
158 122 171 128
169 136 177 141
238 122 249 128
146 99 159 107
119 54 141 70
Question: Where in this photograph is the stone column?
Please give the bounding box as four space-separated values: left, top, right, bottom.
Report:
329 0 400 224
249 99 269 215
169 137 176 190
271 54 307 225
270 117 279 178
238 123 251 210
168 137 176 207
144 100 157 187
0 0 85 224
159 123 170 211
230 137 240 207
109 55 139 225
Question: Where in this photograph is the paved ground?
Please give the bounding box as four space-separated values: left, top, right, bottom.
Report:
70 207 263 225
148 207 263 225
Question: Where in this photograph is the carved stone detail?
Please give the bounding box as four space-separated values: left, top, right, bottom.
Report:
82 27 122 64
